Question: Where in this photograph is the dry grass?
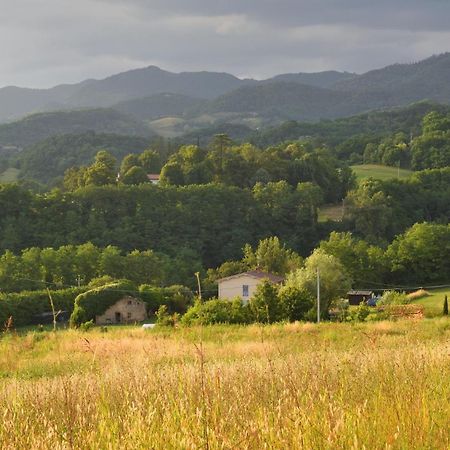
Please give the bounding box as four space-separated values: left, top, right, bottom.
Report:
0 320 449 449
407 289 430 301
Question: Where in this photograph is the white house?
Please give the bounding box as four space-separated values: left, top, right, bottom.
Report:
217 270 284 303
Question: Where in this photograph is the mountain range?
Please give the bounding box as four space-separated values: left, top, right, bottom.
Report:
1 53 450 137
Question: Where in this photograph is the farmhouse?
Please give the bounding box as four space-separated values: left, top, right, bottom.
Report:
347 290 374 306
95 296 147 325
217 270 284 302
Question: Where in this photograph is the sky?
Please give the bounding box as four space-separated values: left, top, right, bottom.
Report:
1 0 450 88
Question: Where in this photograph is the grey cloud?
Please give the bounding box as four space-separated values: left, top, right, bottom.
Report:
0 0 449 87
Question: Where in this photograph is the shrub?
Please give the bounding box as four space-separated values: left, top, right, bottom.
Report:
330 298 350 322
79 320 95 332
181 298 252 326
155 305 178 327
279 286 314 321
378 290 409 306
0 287 84 328
350 303 371 322
250 280 284 323
70 280 137 327
139 284 194 315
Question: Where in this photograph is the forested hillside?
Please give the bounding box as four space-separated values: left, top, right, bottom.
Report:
15 133 154 185
0 109 152 148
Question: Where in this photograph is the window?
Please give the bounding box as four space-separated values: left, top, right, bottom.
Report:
127 312 132 319
242 285 249 297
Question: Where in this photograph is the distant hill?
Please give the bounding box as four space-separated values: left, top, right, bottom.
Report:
15 132 152 184
0 109 152 148
2 53 450 135
0 67 248 122
249 101 450 147
268 70 356 88
201 82 361 121
113 93 207 121
333 53 450 107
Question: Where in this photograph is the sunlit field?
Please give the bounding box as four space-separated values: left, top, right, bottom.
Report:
1 319 449 449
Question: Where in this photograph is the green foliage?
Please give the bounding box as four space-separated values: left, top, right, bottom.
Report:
250 280 283 324
411 112 450 170
378 290 409 306
79 320 95 332
70 280 137 327
278 286 314 321
139 285 194 315
0 243 179 293
285 249 351 318
160 140 350 202
155 305 178 327
181 298 252 325
0 287 83 328
350 303 371 322
386 223 450 284
16 132 152 186
319 232 388 285
242 237 303 276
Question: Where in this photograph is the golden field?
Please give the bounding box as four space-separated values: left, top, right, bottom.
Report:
0 319 449 449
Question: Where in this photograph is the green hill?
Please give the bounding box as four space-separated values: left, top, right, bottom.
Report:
15 133 153 184
0 109 152 148
112 93 208 121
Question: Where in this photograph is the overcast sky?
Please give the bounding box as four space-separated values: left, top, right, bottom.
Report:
2 0 450 88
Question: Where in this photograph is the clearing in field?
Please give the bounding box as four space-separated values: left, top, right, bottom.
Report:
351 164 412 181
410 287 450 317
0 319 449 449
0 167 19 183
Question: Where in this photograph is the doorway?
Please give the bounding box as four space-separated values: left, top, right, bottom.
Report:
115 312 121 323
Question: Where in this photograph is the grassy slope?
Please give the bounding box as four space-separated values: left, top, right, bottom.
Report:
351 164 412 181
0 320 449 448
411 287 450 317
0 167 19 183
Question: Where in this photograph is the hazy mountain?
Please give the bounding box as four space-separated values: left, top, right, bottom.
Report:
0 80 95 123
0 66 353 122
1 53 450 129
113 93 208 121
0 108 152 148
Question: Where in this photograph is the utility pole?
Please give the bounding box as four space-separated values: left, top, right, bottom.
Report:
317 268 320 323
195 272 202 301
397 160 400 178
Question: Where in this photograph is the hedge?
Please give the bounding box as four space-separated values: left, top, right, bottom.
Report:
0 287 84 328
139 284 194 314
70 280 137 327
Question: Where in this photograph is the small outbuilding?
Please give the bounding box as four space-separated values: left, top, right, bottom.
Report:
95 296 147 325
347 290 374 306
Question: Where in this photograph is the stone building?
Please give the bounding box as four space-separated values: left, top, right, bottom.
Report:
95 296 147 325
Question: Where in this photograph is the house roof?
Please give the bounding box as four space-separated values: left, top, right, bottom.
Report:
347 290 373 296
147 173 160 181
217 270 284 284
